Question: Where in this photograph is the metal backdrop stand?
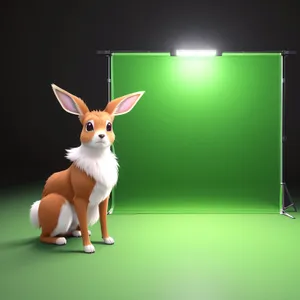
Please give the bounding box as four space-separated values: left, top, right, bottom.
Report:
97 49 297 217
280 50 297 219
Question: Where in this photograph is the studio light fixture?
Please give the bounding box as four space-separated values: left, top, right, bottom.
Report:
175 49 217 57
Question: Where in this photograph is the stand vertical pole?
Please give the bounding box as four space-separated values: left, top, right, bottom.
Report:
97 51 115 215
107 53 115 215
280 51 297 219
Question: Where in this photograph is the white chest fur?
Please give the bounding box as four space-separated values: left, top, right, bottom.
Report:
66 145 119 206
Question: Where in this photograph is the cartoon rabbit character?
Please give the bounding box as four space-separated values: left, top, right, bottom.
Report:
30 84 145 254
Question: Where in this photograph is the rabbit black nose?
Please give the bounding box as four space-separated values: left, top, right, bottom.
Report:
98 134 105 139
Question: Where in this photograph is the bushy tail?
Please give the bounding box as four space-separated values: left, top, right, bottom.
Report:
30 200 41 228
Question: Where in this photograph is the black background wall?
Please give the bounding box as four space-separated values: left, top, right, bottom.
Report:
2 1 299 192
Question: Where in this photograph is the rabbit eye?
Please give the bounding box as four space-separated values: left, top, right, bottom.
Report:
106 122 112 132
86 121 94 132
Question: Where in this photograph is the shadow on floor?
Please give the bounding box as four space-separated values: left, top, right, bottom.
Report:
0 236 88 254
0 234 111 257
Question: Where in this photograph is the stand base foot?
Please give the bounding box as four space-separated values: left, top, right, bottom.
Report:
107 208 114 215
280 209 295 219
281 183 297 218
284 203 297 212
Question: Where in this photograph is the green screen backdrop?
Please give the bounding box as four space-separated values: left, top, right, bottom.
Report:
110 52 282 214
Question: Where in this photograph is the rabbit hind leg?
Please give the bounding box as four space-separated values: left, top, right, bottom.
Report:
39 193 73 245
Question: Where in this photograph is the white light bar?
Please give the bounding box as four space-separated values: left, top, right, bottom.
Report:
175 49 217 57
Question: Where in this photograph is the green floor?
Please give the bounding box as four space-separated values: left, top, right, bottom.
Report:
0 184 299 300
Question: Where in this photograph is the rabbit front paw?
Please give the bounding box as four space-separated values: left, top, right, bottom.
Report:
103 236 115 245
84 244 95 254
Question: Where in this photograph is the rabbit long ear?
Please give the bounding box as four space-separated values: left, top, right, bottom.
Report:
104 91 145 116
51 84 90 116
